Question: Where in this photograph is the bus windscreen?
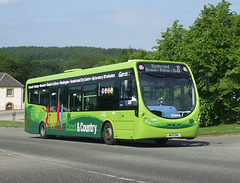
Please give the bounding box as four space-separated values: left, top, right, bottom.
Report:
138 63 196 118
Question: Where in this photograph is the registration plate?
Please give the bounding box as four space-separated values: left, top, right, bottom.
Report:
167 133 181 137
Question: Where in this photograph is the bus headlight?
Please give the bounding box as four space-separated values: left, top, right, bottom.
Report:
197 113 200 122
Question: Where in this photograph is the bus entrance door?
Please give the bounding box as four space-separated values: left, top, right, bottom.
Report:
114 110 134 140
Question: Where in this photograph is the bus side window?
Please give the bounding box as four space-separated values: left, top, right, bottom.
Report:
50 89 58 112
39 89 49 107
97 81 117 110
58 87 69 112
120 80 131 100
119 79 138 108
129 79 138 107
69 86 82 112
28 89 39 104
83 85 97 111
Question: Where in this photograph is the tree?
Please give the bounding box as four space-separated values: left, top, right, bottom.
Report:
153 0 240 125
185 0 239 125
153 20 187 61
218 14 240 123
0 54 25 83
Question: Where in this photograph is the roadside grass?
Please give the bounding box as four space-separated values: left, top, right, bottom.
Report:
0 120 24 128
0 120 240 137
199 123 240 136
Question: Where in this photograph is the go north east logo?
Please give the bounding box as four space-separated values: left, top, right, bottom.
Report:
77 122 97 135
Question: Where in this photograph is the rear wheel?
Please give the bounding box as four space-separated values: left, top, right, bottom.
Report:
102 122 117 145
39 122 48 139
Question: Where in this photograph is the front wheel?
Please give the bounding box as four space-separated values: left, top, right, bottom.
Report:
39 122 48 139
102 122 117 145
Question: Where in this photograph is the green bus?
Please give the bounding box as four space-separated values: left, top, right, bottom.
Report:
25 60 200 145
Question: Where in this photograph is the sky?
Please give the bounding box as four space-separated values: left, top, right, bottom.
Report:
0 0 239 51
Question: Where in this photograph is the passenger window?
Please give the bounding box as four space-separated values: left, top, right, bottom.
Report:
58 87 69 112
69 86 82 112
39 89 49 106
120 80 131 100
98 81 117 110
119 79 138 108
83 85 97 111
29 89 39 104
50 89 58 112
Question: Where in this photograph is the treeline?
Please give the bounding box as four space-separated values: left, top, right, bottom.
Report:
0 46 146 84
0 0 239 126
0 46 123 61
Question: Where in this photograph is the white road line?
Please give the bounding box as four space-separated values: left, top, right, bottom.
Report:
0 149 150 183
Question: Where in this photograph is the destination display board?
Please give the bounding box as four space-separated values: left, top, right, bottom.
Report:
137 62 189 75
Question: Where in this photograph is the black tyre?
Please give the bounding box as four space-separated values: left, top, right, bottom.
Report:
102 122 117 145
39 122 48 139
154 138 168 146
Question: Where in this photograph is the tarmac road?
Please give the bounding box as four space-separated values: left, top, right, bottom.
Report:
0 127 240 183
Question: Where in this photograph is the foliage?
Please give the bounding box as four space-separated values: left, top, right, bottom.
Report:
153 0 240 126
0 54 25 82
0 54 61 84
0 46 123 62
61 52 109 70
94 49 149 67
0 47 145 84
153 20 187 61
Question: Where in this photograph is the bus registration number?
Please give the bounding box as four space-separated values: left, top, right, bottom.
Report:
167 133 181 137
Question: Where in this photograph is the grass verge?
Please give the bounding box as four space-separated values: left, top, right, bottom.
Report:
199 123 240 136
0 120 24 128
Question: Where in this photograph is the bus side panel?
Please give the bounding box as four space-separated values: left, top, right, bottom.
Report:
25 104 45 134
45 112 103 138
